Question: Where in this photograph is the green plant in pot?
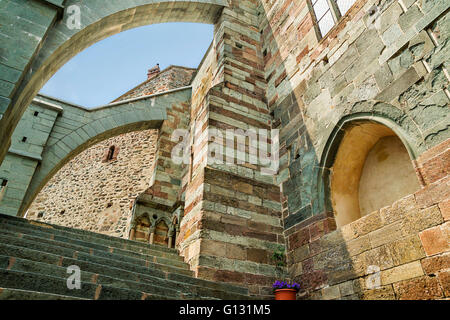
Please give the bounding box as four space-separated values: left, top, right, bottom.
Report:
271 246 300 300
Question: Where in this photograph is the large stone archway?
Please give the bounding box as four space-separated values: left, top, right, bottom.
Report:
0 0 227 163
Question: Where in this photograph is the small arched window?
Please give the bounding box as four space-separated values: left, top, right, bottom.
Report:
102 145 119 162
107 146 115 161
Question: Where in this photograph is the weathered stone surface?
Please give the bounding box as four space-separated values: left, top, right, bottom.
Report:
362 285 396 300
27 130 157 238
439 198 450 221
402 205 444 235
421 252 450 275
364 245 395 271
387 235 426 266
399 5 424 32
369 221 403 248
321 284 341 300
381 261 424 285
393 276 444 300
419 223 450 256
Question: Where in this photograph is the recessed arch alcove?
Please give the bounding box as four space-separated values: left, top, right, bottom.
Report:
324 119 421 228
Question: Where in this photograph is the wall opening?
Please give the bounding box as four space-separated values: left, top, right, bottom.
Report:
330 121 421 228
155 220 169 247
0 179 8 203
107 146 116 161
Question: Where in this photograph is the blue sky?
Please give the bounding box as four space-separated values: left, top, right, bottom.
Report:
40 23 214 108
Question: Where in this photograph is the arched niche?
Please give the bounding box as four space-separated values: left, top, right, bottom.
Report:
329 121 421 228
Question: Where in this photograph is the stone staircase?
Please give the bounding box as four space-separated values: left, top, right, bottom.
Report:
0 213 250 300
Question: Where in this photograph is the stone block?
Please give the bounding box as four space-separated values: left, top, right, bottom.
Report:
330 45 359 77
375 67 421 102
339 280 357 297
380 194 417 225
399 5 424 32
381 24 404 46
381 261 424 285
393 276 444 300
439 198 450 221
369 221 403 248
387 235 426 266
421 252 450 275
362 285 396 300
364 245 395 271
226 243 247 260
377 1 404 33
374 63 394 91
321 284 341 300
292 244 310 263
346 234 372 257
288 262 303 277
415 176 450 209
419 223 449 256
246 248 269 264
438 270 450 296
351 211 384 238
401 205 444 235
288 227 310 250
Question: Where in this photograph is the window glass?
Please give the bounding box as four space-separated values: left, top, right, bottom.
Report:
335 0 357 15
313 0 331 21
318 10 335 36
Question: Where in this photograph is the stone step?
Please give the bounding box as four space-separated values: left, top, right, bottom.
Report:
0 255 245 300
0 225 189 270
0 219 184 262
0 233 194 277
0 242 248 298
0 214 181 259
0 255 197 299
0 269 174 300
0 287 87 300
0 215 250 299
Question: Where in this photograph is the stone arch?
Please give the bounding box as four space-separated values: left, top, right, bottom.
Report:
0 0 227 164
20 88 192 216
154 218 171 246
318 107 424 227
133 212 152 242
154 216 172 230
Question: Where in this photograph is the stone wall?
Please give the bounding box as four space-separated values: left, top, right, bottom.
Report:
259 0 450 299
4 0 449 300
25 66 195 238
284 141 449 299
113 66 196 102
177 0 287 298
27 130 158 238
0 98 61 216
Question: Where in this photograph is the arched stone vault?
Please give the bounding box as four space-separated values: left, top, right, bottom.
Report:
0 0 227 163
317 101 426 216
19 87 192 215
